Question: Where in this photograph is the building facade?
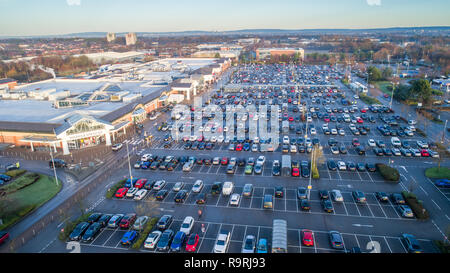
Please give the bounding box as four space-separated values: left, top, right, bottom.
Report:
126 32 137 46
256 48 305 61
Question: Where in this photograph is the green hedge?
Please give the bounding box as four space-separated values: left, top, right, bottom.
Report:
105 179 127 199
401 191 430 220
359 93 382 105
131 217 158 250
433 240 450 253
0 173 41 194
58 212 93 241
312 165 320 179
376 163 400 182
4 169 27 178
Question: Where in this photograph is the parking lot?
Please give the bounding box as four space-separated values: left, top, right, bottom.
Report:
59 64 448 254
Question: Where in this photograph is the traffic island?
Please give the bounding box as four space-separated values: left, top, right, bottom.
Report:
375 163 400 183
0 172 62 230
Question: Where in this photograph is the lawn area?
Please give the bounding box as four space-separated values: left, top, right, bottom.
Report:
374 81 393 96
0 173 62 230
425 167 450 179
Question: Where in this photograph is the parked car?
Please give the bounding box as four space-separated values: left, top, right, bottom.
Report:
69 222 90 241
121 230 138 245
241 235 256 253
329 231 344 250
402 233 422 253
144 231 162 249
157 229 174 251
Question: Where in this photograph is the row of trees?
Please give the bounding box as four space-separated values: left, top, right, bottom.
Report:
0 55 97 83
367 66 393 83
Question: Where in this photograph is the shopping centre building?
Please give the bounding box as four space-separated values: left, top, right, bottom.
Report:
0 57 231 155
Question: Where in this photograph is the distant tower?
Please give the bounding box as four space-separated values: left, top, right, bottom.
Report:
107 32 116 42
126 32 137 46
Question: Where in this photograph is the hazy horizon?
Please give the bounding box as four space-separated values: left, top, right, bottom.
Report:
0 0 449 36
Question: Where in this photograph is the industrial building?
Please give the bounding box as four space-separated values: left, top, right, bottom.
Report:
256 48 305 60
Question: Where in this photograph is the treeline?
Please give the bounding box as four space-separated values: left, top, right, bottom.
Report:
0 55 97 83
393 79 435 106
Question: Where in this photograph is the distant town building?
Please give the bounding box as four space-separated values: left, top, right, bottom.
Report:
126 32 137 46
256 48 305 60
106 32 116 42
0 78 17 90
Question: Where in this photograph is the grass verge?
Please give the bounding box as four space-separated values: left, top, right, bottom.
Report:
131 217 158 250
58 212 93 241
0 174 62 230
376 163 400 183
105 179 126 199
425 167 450 179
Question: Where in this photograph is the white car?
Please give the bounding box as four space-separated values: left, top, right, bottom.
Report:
290 145 297 153
179 216 195 235
392 148 401 156
251 144 259 152
283 135 290 144
391 137 401 147
310 128 317 135
133 189 148 200
153 180 166 190
112 143 123 151
210 136 217 143
172 182 184 192
217 135 224 143
229 193 240 206
337 161 347 171
331 190 344 202
256 156 266 166
126 187 139 198
192 180 204 193
338 129 345 136
254 137 260 144
141 153 152 161
331 129 338 135
214 230 231 253
222 182 234 196
368 139 376 147
144 231 162 249
416 140 428 149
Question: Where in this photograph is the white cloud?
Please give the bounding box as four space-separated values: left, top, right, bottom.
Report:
366 0 381 6
67 0 81 6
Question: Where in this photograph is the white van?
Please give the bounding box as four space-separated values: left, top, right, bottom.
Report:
391 137 401 147
222 182 234 195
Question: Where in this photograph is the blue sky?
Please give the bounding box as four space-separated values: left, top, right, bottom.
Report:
0 0 449 36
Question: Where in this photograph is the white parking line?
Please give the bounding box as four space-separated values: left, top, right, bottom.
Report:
431 199 441 210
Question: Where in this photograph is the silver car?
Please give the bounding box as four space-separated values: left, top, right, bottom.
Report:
172 182 184 192
241 235 256 253
133 216 149 230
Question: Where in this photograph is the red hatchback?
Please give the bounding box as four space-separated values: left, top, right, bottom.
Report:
292 168 300 177
134 179 147 189
115 188 128 198
221 157 228 165
301 229 314 247
420 149 430 157
288 116 294 122
119 213 137 229
185 233 200 252
235 144 243 151
356 118 363 123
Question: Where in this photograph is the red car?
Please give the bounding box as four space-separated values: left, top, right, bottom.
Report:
221 157 229 165
360 108 367 113
134 179 147 189
420 149 430 157
235 144 243 151
185 233 200 252
352 138 360 147
356 117 363 123
0 231 9 245
119 213 137 229
115 187 128 198
301 229 314 247
292 168 300 177
288 116 294 122
197 136 204 142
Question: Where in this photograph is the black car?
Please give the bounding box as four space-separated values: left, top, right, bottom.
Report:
356 163 366 172
196 193 207 204
81 222 102 242
97 214 113 227
174 190 188 203
87 213 102 224
366 163 376 172
391 193 405 204
155 189 169 200
144 180 156 190
373 148 384 156
375 192 389 202
69 222 90 241
211 182 222 195
319 190 329 199
157 229 174 251
157 215 173 230
49 159 67 168
327 160 337 171
301 199 311 211
274 186 284 198
356 146 366 155
321 199 334 213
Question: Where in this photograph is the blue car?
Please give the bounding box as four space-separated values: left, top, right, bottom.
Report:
170 231 186 252
243 143 250 151
124 178 138 188
121 230 137 245
141 161 151 169
435 179 450 188
256 238 268 253
0 174 11 182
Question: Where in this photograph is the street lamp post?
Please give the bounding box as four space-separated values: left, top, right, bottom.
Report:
126 142 133 181
49 150 59 187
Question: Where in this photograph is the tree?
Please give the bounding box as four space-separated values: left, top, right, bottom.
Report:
367 66 382 82
381 67 393 79
410 79 433 106
214 53 221 59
